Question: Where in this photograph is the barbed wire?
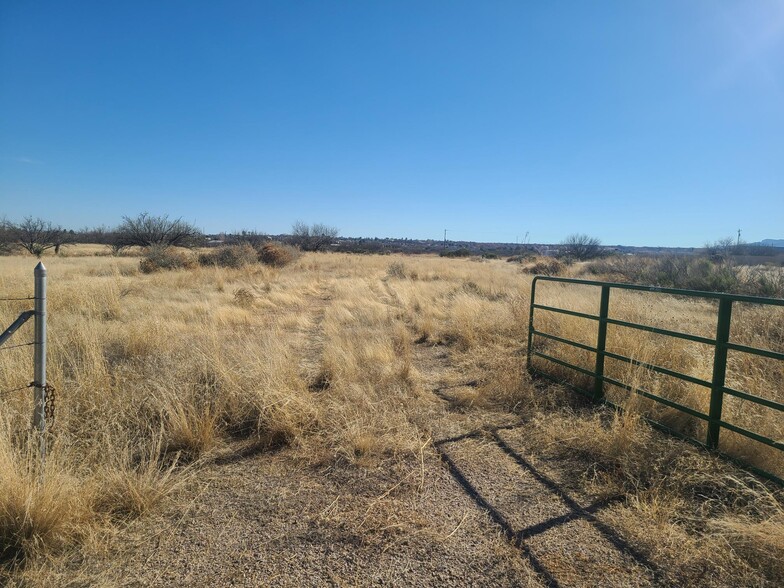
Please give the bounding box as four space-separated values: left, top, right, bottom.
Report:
0 342 35 351
0 382 31 399
0 296 35 302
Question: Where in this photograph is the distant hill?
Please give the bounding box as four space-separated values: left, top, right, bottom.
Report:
756 239 784 248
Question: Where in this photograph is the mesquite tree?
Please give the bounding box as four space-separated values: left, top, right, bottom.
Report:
559 234 603 261
113 213 202 251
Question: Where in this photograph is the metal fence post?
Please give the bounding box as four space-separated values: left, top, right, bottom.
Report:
593 285 610 401
527 277 539 371
707 298 732 449
33 262 47 460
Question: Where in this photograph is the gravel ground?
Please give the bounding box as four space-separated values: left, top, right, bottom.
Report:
440 434 662 587
102 447 542 587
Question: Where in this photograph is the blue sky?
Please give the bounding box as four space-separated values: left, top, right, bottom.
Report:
1 1 782 246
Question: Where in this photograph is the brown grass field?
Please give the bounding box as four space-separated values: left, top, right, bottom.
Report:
0 247 782 586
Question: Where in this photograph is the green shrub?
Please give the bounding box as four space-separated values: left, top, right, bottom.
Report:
258 242 300 268
198 244 258 269
740 267 784 298
139 246 196 273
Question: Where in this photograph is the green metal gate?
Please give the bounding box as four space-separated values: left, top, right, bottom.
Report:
527 276 784 484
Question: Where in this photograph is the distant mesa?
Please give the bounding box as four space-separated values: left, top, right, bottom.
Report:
756 239 784 248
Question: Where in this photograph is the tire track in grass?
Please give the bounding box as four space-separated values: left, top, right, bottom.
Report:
378 275 667 586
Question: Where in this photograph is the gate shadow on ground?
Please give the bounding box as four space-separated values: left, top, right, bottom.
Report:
434 425 668 588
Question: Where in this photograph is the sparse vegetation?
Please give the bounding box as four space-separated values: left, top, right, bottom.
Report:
0 248 781 585
582 254 784 297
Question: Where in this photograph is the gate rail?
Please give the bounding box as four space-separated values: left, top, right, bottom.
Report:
526 276 784 485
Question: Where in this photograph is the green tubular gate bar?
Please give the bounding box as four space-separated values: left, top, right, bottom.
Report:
526 275 784 485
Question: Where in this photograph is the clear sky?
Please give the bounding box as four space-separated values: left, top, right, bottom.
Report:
1 1 782 246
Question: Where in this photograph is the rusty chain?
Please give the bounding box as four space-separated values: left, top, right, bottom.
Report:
43 383 56 426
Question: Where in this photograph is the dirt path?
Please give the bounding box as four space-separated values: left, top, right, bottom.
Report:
92 274 668 587
96 276 541 587
297 281 333 390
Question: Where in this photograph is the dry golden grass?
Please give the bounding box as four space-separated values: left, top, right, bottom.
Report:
0 248 782 585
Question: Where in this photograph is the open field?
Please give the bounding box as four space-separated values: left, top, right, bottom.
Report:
1 249 783 586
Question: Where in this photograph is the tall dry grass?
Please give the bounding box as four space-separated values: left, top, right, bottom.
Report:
0 249 781 584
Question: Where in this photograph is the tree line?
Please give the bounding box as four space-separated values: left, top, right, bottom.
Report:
0 214 340 257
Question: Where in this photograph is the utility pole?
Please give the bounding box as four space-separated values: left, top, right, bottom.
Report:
737 229 741 247
444 229 447 250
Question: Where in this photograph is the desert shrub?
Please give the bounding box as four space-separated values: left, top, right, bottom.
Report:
740 267 784 298
290 221 339 252
386 262 406 279
440 248 471 258
258 242 300 268
581 255 761 295
139 246 196 274
583 255 747 292
233 287 255 308
507 253 536 263
684 258 739 292
521 257 564 276
198 244 258 269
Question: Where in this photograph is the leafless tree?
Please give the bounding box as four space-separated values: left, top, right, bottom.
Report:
291 221 339 251
559 233 603 261
113 213 202 250
14 217 67 257
0 216 16 254
53 229 77 254
228 229 268 248
704 237 736 259
77 225 116 245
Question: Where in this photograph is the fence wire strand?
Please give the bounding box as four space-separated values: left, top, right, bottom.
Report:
0 297 35 302
0 342 35 351
0 383 31 399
